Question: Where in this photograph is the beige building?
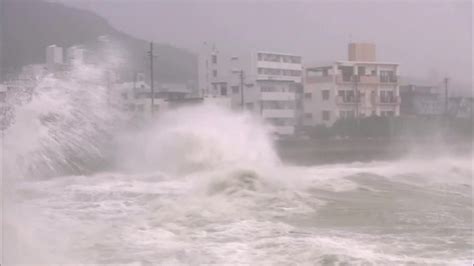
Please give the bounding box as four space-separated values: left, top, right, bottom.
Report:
304 43 400 126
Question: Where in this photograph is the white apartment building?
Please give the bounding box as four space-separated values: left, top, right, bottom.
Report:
304 43 400 127
46 45 64 72
66 46 86 65
117 81 167 117
241 51 303 135
197 44 303 136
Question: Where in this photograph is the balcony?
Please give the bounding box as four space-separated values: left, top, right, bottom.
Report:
376 96 401 105
272 125 295 135
380 76 398 83
336 75 354 84
262 109 295 118
336 95 360 105
359 75 379 84
261 92 295 101
305 75 333 84
335 75 399 84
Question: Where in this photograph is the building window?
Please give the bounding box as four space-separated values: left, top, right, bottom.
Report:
261 86 277 92
220 84 227 96
212 54 217 64
380 91 394 103
340 110 355 119
246 103 254 110
322 90 330 101
304 92 312 99
212 70 217 77
381 111 395 117
322 110 330 121
338 90 355 103
304 113 312 119
232 86 239 94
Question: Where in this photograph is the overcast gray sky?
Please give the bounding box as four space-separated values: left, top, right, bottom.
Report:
58 0 472 90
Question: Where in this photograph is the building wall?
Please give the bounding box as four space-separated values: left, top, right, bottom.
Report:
348 43 376 62
197 46 303 135
66 46 85 64
304 61 400 127
46 45 63 72
247 51 302 135
399 84 444 116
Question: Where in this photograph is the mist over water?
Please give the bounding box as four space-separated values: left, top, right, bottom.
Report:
1 56 472 265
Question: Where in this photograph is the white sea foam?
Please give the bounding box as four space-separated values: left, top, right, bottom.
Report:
1 48 471 265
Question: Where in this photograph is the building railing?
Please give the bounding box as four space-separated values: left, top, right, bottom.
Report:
336 95 360 105
380 76 398 83
261 92 296 101
262 109 295 118
376 96 401 105
335 75 399 84
305 75 333 84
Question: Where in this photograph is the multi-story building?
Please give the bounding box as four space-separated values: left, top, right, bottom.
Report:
66 46 86 65
304 43 400 127
241 51 303 135
198 43 229 98
116 75 167 116
46 45 64 72
399 84 443 116
197 44 303 136
448 97 473 119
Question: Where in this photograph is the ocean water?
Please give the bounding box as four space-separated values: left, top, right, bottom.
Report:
1 59 472 265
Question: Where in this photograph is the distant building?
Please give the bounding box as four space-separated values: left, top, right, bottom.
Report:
66 46 86 64
46 45 64 72
0 84 6 104
198 43 303 136
198 43 228 98
399 84 443 116
157 83 192 101
116 73 202 116
117 78 167 116
448 97 473 118
304 43 400 127
243 51 303 136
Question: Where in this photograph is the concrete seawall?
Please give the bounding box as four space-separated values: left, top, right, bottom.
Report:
276 138 473 165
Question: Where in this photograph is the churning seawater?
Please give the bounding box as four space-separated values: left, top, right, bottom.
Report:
1 58 472 265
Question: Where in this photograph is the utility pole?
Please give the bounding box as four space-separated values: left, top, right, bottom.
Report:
353 74 359 117
444 77 449 116
240 70 244 110
148 42 156 116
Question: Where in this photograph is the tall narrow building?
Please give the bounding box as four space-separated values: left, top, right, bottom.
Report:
46 45 64 72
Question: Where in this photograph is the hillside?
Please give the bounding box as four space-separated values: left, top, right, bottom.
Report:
0 0 197 82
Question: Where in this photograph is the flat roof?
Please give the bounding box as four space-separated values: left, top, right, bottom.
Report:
306 60 399 70
256 51 302 57
305 66 333 71
336 60 399 66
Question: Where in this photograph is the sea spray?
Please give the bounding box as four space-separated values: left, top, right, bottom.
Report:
4 58 124 179
115 104 280 175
